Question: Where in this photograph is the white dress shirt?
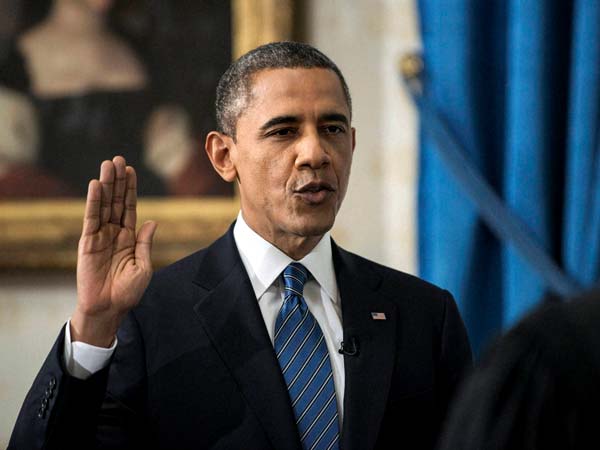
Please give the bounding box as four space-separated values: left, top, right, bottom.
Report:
233 213 345 421
63 212 345 420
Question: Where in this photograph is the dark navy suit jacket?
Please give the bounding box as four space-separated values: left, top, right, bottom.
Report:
10 225 472 449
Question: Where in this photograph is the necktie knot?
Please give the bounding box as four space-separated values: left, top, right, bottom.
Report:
283 263 309 297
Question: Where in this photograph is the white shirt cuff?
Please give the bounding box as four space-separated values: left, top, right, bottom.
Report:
63 319 117 380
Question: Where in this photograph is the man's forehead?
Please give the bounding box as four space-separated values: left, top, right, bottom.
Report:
244 67 349 113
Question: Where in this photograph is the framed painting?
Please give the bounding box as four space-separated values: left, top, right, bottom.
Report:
0 0 294 270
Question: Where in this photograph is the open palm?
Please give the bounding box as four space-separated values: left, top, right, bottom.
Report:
72 156 157 347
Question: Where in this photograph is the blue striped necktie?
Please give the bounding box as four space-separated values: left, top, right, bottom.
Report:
274 263 340 450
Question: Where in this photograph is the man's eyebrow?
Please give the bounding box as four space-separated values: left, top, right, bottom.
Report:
319 113 350 126
258 112 350 133
259 115 300 133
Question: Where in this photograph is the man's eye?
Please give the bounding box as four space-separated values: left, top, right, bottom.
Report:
323 125 345 134
268 128 296 137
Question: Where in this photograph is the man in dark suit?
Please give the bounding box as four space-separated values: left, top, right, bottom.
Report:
9 42 472 450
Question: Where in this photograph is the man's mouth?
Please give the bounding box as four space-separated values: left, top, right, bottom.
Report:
294 181 335 204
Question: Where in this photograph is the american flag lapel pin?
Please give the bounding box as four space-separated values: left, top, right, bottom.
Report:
371 312 387 320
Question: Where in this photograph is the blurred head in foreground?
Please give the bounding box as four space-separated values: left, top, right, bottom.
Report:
438 288 600 450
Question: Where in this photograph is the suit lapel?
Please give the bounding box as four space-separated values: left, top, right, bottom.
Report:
191 229 302 450
333 243 397 450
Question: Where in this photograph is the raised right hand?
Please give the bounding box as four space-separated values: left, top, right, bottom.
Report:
71 156 157 347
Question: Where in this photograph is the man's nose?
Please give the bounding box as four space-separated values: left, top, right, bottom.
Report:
295 131 331 169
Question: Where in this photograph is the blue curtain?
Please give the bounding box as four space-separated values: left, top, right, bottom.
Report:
415 0 600 354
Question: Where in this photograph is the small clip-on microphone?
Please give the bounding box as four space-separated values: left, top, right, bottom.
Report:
338 337 359 356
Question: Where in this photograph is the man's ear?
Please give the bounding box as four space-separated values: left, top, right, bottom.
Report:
205 131 238 182
351 127 356 153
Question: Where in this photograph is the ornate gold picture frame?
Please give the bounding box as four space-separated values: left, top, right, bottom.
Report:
0 0 294 270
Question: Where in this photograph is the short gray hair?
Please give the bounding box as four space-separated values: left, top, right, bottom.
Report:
215 41 352 139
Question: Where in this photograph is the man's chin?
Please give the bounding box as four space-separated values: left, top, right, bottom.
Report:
289 214 336 238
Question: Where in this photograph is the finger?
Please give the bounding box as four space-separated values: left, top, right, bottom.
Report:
122 166 137 230
81 180 102 236
135 221 157 270
99 160 115 224
110 156 127 225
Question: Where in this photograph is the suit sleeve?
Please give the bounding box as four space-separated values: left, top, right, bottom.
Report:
8 313 149 450
436 291 473 424
8 326 110 449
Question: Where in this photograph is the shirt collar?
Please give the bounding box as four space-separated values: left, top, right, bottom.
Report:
233 212 338 303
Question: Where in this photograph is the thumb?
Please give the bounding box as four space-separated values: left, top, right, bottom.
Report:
136 220 157 270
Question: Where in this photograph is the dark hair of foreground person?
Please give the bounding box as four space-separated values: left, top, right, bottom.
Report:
438 288 600 450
